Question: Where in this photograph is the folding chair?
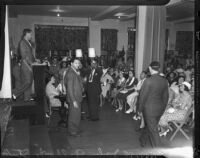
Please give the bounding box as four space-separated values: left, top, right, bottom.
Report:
46 96 60 127
169 104 194 141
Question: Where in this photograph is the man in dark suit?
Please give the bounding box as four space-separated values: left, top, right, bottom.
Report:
86 59 103 121
13 28 36 101
64 58 84 137
138 61 169 148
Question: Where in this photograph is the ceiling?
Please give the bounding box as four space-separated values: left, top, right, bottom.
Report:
8 0 194 22
166 0 194 23
8 5 137 21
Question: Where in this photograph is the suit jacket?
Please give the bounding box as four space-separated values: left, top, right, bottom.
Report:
64 66 83 103
19 39 35 66
86 67 103 95
138 74 169 117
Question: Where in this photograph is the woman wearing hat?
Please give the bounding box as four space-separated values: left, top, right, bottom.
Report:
159 81 193 136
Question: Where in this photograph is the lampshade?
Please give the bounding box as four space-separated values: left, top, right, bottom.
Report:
76 49 83 57
88 48 95 58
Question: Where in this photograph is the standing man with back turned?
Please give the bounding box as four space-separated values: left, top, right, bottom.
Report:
138 61 169 148
64 58 84 137
13 28 36 101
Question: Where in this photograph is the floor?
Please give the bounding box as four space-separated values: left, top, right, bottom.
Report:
31 101 193 156
2 101 193 157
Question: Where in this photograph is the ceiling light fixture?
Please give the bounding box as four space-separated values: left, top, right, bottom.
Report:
57 13 60 17
50 5 66 13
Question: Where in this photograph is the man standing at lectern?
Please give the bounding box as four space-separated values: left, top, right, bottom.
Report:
13 28 36 101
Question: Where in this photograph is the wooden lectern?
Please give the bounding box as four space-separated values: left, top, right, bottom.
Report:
32 64 48 125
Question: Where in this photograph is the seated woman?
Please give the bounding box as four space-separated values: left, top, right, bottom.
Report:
170 75 185 98
159 81 193 136
111 70 126 107
45 74 68 117
166 71 176 86
126 70 147 114
116 70 138 112
100 68 114 106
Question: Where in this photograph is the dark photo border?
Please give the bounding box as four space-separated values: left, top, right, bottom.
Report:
0 0 199 158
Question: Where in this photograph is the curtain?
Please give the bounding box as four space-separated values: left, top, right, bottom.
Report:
101 29 118 52
175 31 193 57
143 6 166 71
0 6 5 90
128 28 136 51
35 25 88 59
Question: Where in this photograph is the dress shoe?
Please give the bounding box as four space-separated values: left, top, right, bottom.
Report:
91 118 99 121
139 137 145 147
45 112 50 118
69 132 81 137
125 109 133 114
159 129 170 137
77 130 83 134
115 107 122 112
12 94 17 101
86 116 91 120
135 127 144 132
133 115 138 120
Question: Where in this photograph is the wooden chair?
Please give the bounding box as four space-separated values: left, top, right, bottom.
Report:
169 103 194 141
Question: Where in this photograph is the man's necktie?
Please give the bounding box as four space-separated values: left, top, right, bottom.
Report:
89 69 94 82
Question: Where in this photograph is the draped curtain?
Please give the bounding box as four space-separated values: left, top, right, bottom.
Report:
35 25 88 59
0 6 5 90
101 29 118 52
128 28 136 51
175 31 193 57
143 6 166 71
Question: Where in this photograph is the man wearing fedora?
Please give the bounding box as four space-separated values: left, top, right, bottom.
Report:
138 61 169 148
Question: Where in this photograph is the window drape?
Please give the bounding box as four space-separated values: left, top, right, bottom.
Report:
35 25 88 59
101 29 118 52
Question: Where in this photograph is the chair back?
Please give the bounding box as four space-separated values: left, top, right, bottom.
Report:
182 102 194 124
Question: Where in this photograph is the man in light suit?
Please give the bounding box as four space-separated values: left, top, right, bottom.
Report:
86 59 103 121
64 58 84 137
13 28 36 101
138 61 169 148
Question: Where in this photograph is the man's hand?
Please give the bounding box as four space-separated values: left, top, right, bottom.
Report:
73 101 78 108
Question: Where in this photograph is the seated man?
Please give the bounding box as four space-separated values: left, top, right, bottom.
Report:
159 81 193 137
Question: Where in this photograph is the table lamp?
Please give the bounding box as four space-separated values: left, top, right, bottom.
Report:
76 49 83 58
88 48 96 58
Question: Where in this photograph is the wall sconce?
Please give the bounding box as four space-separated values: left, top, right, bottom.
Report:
76 49 83 58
